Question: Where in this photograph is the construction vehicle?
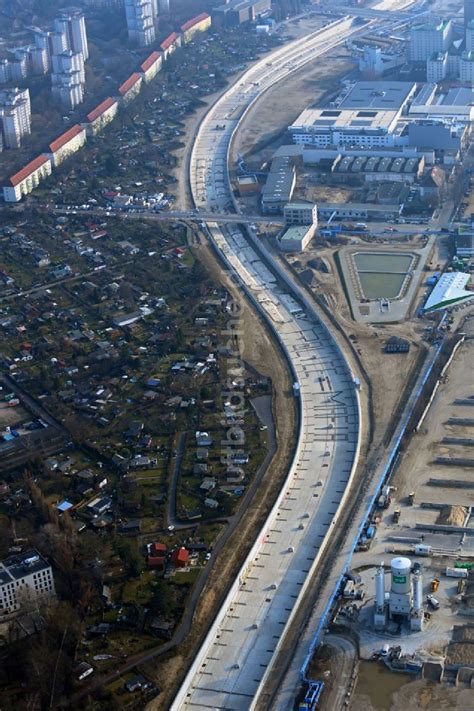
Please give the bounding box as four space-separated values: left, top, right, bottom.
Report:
377 485 392 509
408 491 415 505
393 508 401 523
431 578 440 593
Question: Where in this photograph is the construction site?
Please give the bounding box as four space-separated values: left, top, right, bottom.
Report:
306 317 474 709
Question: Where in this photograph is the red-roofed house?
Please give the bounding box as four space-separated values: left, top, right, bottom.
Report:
3 154 52 202
149 542 167 556
140 51 163 83
118 72 143 104
180 13 212 43
47 124 87 167
84 97 118 136
160 32 182 59
147 555 166 569
170 547 189 568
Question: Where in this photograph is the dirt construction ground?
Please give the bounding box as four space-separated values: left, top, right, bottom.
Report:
352 677 474 711
232 50 353 162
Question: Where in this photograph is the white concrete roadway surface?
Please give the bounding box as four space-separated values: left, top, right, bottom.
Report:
171 2 422 708
172 15 366 711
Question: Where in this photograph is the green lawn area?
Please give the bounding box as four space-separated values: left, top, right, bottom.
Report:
172 567 201 585
122 571 155 605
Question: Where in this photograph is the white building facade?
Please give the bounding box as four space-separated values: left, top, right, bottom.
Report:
3 154 52 202
409 20 452 62
125 0 156 47
0 551 55 615
0 88 31 149
427 51 448 82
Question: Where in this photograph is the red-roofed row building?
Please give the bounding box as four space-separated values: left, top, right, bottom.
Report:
118 72 143 104
3 154 52 202
160 32 182 59
140 51 163 83
181 13 212 43
47 124 87 167
84 97 118 136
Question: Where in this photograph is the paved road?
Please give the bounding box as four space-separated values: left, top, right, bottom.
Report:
267 339 441 710
34 204 285 226
171 13 365 711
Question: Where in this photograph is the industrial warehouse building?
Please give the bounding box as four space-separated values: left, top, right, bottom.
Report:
455 230 474 258
423 272 474 311
289 81 417 148
277 224 316 252
261 156 296 213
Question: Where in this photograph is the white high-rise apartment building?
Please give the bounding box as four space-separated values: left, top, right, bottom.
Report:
125 0 156 47
409 20 453 62
0 88 31 148
52 50 85 83
466 19 474 52
51 74 84 110
55 8 89 61
50 9 88 109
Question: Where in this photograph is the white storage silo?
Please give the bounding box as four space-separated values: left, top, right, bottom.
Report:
413 572 423 612
391 556 411 594
375 564 385 609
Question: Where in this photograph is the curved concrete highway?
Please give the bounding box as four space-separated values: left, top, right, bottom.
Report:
172 1 423 706
171 16 366 711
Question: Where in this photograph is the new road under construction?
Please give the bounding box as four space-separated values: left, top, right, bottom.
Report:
171 1 427 709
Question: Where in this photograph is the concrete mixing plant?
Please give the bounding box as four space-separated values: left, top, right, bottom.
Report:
374 557 424 632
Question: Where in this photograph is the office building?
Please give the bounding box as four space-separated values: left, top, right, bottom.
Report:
427 51 448 82
0 550 55 615
284 201 318 227
466 19 474 51
0 88 31 149
465 0 474 26
455 230 474 257
125 0 156 47
213 0 271 28
408 20 452 62
289 81 416 149
0 60 10 84
459 51 474 82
